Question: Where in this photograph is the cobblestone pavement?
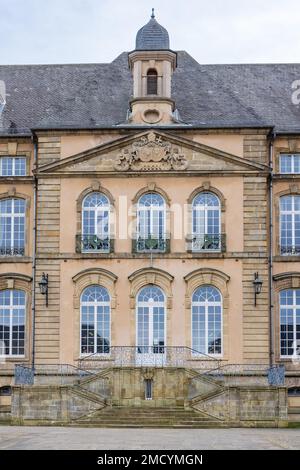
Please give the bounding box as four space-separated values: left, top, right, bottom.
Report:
0 426 300 450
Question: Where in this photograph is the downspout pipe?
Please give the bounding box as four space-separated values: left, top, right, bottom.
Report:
31 134 38 369
268 129 276 367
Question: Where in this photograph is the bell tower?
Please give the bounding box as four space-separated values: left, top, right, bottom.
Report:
128 10 177 125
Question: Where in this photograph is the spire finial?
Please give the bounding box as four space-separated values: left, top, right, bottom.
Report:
151 8 155 19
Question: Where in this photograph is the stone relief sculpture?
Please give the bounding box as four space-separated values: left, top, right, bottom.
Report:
114 132 188 171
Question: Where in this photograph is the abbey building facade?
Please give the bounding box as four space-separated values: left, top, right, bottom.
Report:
0 13 300 395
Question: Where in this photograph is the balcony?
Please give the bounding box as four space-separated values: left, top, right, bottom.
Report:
132 234 170 253
0 246 25 256
188 234 226 253
76 234 112 254
280 245 300 255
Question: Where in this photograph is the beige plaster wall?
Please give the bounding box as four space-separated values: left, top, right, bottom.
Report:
60 176 243 253
60 132 245 161
192 134 244 158
59 257 243 365
60 133 123 159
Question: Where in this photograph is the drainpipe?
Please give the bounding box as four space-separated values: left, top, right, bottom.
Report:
31 134 38 369
268 129 276 367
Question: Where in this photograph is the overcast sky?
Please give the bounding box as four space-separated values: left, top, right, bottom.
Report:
0 0 300 65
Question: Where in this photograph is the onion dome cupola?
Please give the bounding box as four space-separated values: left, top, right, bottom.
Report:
135 9 170 50
128 9 177 125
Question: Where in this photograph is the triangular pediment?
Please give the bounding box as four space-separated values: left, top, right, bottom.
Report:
38 130 268 175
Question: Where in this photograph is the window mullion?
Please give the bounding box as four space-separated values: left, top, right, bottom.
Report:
205 300 208 354
11 201 14 251
292 198 296 249
294 305 296 357
94 303 97 355
9 292 13 356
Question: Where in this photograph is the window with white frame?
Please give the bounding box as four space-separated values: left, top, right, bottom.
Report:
280 289 300 358
80 286 110 355
0 290 26 357
280 195 300 255
280 154 300 174
192 192 221 251
0 157 26 176
81 192 110 252
0 198 25 256
136 285 166 355
136 193 166 252
191 285 222 355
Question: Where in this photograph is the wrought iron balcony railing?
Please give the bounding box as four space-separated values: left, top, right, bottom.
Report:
0 246 25 256
188 234 226 252
132 234 170 253
76 234 112 253
280 245 300 255
78 346 220 370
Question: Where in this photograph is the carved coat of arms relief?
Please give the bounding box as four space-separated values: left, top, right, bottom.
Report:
114 132 188 171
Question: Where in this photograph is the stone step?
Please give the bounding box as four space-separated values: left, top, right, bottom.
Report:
74 406 223 427
77 415 217 424
72 422 227 428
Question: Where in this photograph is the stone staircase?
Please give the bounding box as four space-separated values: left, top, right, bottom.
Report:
72 406 227 428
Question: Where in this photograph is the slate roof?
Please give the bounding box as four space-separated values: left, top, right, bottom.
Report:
136 17 170 50
0 50 300 135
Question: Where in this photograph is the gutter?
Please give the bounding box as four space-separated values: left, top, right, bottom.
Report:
268 129 276 367
31 135 38 369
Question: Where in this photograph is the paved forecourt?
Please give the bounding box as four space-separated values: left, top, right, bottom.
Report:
0 426 299 450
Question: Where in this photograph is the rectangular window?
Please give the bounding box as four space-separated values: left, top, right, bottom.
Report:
280 289 300 358
0 157 27 176
0 290 25 357
280 154 300 174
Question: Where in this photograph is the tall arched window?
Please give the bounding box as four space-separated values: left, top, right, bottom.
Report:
136 193 166 252
80 286 110 355
136 286 166 358
81 192 110 252
280 195 300 255
192 286 222 355
0 198 25 256
192 192 221 251
280 289 300 357
0 289 26 357
147 69 158 95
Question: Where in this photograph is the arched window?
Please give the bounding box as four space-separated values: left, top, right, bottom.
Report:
136 193 166 252
80 286 110 355
136 286 166 358
280 289 300 357
81 192 110 252
0 198 25 256
280 195 300 255
0 289 26 357
192 192 221 251
191 286 222 355
147 69 158 95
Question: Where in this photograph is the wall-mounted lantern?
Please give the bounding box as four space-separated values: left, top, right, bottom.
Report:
253 272 263 306
38 273 49 307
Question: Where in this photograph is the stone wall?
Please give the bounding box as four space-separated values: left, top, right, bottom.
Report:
193 385 287 427
35 135 62 364
11 385 105 425
242 175 269 363
10 367 288 427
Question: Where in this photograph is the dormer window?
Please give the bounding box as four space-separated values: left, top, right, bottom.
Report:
147 69 158 95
